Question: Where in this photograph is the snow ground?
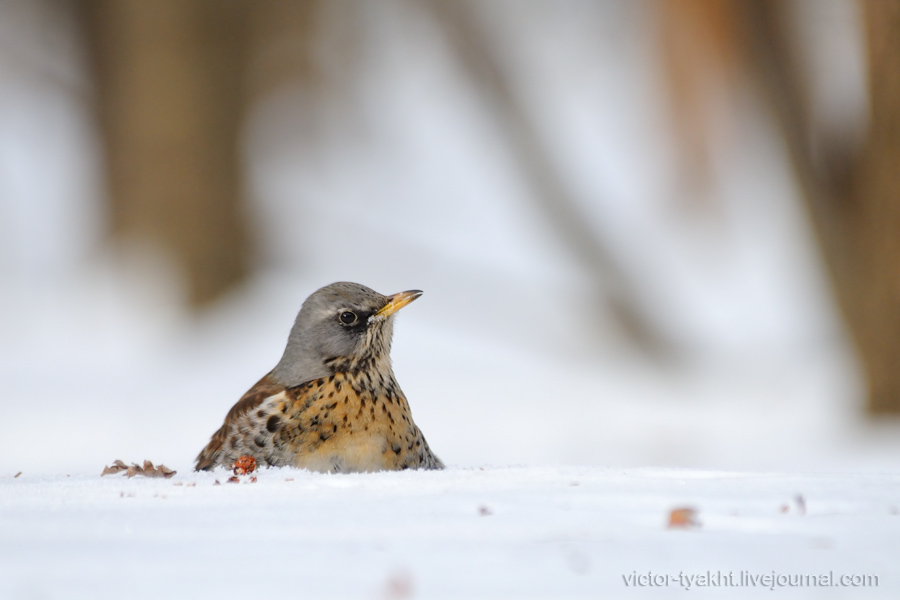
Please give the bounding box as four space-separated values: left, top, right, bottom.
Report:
2 466 897 599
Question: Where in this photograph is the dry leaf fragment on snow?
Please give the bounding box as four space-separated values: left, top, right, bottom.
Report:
156 464 176 478
101 460 128 476
667 507 700 529
101 459 176 479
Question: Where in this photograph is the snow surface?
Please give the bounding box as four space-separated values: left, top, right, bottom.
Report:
2 467 898 599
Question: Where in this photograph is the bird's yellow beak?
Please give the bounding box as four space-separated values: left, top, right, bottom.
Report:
373 289 423 321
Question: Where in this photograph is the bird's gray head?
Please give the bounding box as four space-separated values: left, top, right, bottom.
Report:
271 282 422 387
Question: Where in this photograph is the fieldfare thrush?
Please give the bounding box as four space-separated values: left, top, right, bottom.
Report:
195 282 443 473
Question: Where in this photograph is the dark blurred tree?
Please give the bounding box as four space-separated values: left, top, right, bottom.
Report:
427 0 672 357
736 0 900 414
79 0 250 306
245 0 322 98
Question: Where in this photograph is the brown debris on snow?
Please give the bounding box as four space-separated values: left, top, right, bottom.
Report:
101 459 177 479
667 507 700 529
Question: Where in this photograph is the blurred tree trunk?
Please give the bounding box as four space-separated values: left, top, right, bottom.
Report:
738 0 900 414
427 0 672 357
80 0 249 306
835 0 900 414
245 0 321 99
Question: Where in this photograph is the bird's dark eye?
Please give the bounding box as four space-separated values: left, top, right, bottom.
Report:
339 311 357 325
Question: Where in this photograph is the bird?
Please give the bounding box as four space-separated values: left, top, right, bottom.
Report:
195 282 443 473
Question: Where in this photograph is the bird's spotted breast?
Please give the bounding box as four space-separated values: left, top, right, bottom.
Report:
202 371 442 473
277 371 435 472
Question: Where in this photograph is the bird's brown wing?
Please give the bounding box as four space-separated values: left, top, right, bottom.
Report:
194 373 286 471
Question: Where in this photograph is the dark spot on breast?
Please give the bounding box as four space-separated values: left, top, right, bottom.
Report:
329 375 335 383
256 410 266 418
319 431 331 442
254 436 265 448
391 442 402 455
328 391 335 398
266 415 281 433
317 378 325 387
342 415 348 423
332 424 337 433
335 381 342 392
326 402 337 410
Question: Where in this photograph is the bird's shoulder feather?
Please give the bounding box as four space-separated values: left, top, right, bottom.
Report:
194 373 288 470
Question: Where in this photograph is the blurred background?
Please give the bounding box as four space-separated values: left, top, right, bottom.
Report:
2 0 899 475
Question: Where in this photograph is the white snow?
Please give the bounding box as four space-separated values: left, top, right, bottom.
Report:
2 467 897 599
